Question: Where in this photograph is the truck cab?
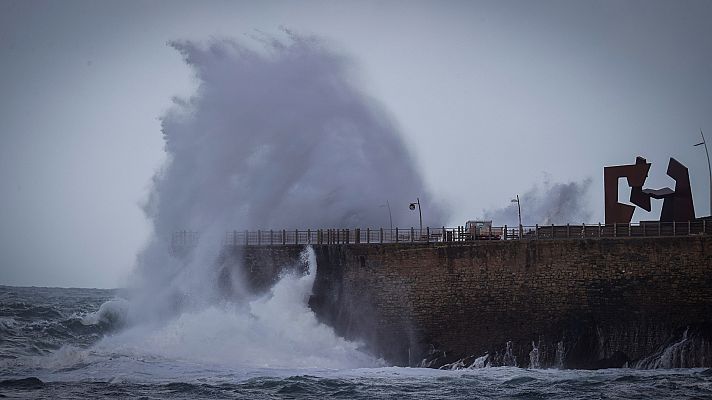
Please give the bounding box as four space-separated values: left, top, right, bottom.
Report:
464 220 501 240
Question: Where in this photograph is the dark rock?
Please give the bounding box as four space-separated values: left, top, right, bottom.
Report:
592 351 630 369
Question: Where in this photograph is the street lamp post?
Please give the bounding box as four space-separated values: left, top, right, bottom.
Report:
409 198 423 235
511 195 522 238
380 201 393 231
695 129 712 217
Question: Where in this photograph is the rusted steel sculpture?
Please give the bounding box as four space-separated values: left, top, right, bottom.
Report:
604 156 696 224
604 157 651 224
644 158 696 222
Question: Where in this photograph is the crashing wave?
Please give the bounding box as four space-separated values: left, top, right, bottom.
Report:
81 299 128 328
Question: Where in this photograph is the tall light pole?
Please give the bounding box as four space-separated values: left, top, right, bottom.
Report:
511 195 522 238
380 201 393 231
695 129 712 217
409 197 423 234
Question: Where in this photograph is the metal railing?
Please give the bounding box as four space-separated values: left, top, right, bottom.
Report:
170 230 200 255
219 220 711 246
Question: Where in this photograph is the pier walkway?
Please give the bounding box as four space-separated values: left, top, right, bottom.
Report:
170 220 712 248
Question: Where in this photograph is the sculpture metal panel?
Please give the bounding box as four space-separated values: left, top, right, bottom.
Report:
660 158 695 222
604 157 650 224
604 156 696 224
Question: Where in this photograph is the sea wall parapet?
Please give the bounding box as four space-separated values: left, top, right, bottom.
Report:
221 236 712 368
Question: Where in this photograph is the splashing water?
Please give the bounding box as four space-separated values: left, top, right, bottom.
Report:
92 32 444 368
126 31 444 321
529 341 541 369
95 247 380 369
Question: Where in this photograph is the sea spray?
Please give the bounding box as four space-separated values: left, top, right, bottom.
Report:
96 31 440 367
124 31 445 324
484 178 592 225
96 247 380 368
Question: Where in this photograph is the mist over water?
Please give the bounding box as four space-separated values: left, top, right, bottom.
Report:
484 178 593 226
104 32 445 368
97 248 378 369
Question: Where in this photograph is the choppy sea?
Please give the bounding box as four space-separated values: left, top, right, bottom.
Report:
1 285 712 399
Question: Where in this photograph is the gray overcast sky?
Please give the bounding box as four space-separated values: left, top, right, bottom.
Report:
1 0 711 288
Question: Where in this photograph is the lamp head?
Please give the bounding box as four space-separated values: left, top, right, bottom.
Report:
409 203 416 210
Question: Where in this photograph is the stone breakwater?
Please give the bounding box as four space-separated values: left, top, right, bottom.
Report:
219 236 712 369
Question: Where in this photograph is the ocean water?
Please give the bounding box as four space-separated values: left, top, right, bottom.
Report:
1 285 712 399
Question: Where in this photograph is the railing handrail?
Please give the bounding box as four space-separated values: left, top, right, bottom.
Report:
187 220 711 247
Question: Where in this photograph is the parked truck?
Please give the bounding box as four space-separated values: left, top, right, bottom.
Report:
464 220 502 240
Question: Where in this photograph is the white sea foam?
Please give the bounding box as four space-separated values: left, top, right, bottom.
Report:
85 32 445 370
81 299 129 327
0 317 17 329
92 31 446 370
470 354 489 368
96 247 381 369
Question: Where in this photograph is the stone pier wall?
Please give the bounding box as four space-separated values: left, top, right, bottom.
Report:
222 236 712 368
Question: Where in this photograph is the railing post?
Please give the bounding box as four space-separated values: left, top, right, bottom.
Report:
504 225 508 240
536 224 539 239
705 219 707 235
411 227 414 243
567 223 570 238
396 228 399 243
598 222 601 238
367 228 370 244
295 229 299 245
307 229 311 244
552 224 555 239
673 221 676 236
628 222 631 237
582 223 585 238
355 228 360 244
380 228 383 243
258 230 261 246
443 226 446 242
613 223 616 238
282 229 286 245
426 227 430 243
